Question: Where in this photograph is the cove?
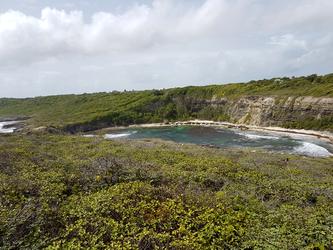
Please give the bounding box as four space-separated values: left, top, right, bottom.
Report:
103 126 333 157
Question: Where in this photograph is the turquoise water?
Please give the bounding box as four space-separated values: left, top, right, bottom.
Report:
103 126 333 157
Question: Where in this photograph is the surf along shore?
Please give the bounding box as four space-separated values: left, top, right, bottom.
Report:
103 119 333 145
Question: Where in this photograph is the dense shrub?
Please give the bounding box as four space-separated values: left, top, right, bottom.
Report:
0 134 332 248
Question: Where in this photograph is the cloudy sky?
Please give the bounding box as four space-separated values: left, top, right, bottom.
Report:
0 0 332 97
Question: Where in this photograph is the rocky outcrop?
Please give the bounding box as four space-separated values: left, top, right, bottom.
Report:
229 96 333 127
0 116 30 122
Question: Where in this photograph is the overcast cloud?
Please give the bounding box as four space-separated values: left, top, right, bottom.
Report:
0 0 333 97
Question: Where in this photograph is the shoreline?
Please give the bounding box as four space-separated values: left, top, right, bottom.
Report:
105 119 333 144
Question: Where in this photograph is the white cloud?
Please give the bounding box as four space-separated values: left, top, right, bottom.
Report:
0 0 333 97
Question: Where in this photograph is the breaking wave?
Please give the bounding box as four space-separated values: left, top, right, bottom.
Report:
104 131 137 139
293 141 332 157
0 121 18 134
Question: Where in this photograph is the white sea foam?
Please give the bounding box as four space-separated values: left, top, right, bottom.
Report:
293 141 332 157
236 131 280 140
104 131 137 139
0 121 18 134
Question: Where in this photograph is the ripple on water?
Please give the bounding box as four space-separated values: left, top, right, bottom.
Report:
235 131 280 140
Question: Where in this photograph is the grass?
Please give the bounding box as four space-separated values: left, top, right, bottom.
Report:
0 133 332 249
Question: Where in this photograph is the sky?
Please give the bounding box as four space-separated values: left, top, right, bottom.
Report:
0 0 333 98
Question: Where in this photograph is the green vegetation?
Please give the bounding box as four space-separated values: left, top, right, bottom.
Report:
205 73 333 98
0 134 333 249
0 73 333 131
1 73 333 249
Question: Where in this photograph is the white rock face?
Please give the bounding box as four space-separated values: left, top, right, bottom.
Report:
225 96 333 126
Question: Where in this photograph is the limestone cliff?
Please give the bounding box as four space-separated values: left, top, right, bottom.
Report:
179 96 333 130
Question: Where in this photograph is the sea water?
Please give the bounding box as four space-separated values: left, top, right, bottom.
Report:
103 126 333 157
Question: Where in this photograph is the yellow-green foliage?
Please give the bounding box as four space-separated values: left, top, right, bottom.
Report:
0 134 333 249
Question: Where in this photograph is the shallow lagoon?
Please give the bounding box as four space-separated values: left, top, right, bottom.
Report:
104 126 333 157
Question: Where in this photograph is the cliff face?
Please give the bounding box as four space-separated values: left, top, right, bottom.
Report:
181 96 333 130
228 96 333 126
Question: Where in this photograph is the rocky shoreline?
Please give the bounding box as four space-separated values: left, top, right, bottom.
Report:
0 116 30 122
0 118 28 133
